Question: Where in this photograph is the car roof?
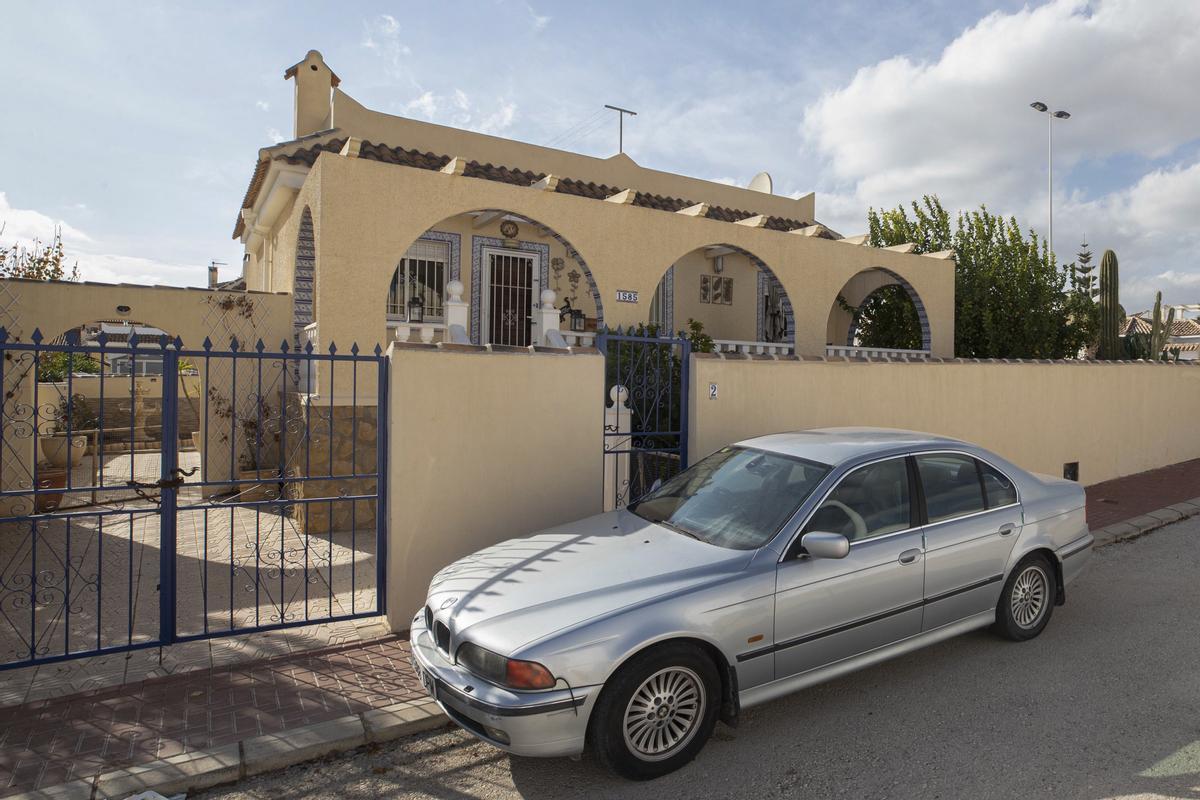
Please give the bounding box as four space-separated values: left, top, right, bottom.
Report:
735 427 969 467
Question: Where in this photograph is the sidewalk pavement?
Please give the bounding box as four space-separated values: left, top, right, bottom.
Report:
1085 457 1200 531
4 457 1200 799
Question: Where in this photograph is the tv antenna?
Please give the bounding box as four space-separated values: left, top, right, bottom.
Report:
604 104 637 154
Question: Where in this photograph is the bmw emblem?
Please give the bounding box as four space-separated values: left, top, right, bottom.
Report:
440 597 458 610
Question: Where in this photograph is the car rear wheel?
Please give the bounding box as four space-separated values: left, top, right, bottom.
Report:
589 642 720 780
994 554 1056 641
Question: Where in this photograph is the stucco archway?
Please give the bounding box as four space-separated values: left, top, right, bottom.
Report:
827 267 931 351
646 243 794 345
382 209 603 346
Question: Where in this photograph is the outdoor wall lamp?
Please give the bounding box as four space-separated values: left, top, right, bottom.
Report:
407 294 424 324
570 310 586 332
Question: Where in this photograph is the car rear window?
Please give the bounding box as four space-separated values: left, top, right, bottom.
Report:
916 453 987 523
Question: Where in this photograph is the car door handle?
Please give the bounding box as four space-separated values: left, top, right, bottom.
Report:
998 523 1016 537
898 548 922 565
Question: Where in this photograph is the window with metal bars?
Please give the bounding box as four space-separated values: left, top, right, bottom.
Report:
387 239 449 320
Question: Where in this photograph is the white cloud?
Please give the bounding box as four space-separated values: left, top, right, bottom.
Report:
0 192 90 244
361 14 411 76
255 99 270 112
526 3 550 32
800 0 1200 308
266 127 285 144
404 91 438 120
0 191 199 286
478 100 517 135
399 87 517 136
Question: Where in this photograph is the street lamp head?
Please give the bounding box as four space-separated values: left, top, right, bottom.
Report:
1053 110 1071 119
1030 101 1048 112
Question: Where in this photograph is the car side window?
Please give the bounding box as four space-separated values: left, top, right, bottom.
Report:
916 454 986 523
979 461 1017 508
802 457 910 542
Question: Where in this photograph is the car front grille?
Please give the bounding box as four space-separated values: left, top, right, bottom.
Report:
435 621 451 654
423 605 433 631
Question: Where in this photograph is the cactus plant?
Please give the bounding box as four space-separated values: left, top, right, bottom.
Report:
1148 291 1176 359
1097 249 1121 359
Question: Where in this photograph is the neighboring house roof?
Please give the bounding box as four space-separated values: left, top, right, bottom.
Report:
233 134 818 240
1121 315 1200 338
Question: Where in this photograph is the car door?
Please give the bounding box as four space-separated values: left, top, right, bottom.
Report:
772 456 925 679
916 452 1023 630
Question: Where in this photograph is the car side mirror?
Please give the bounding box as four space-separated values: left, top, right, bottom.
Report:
800 531 850 560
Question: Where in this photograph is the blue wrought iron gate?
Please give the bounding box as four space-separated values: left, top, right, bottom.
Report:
0 328 387 670
597 328 690 509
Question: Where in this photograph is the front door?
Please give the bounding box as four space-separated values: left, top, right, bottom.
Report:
485 249 536 346
772 456 925 678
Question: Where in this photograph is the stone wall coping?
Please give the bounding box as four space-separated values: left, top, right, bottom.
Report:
0 276 288 297
391 342 600 357
691 355 1200 367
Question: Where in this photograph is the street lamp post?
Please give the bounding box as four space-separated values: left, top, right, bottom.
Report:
1030 101 1071 260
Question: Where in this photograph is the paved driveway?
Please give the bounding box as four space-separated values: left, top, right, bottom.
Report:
202 518 1200 800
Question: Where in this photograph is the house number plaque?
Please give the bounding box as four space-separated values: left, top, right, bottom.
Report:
615 290 639 303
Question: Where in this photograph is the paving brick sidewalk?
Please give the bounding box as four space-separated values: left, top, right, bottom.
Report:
0 635 425 797
1085 458 1200 530
2 459 1199 798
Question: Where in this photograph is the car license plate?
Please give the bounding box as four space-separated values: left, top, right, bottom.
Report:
413 659 437 700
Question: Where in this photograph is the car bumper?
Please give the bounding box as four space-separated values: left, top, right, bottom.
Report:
408 610 599 758
1058 532 1093 586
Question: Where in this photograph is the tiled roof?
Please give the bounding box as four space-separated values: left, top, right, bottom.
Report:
234 136 815 239
1122 316 1152 336
1171 319 1200 336
1122 315 1200 338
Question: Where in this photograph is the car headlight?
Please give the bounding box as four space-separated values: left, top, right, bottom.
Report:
456 642 556 690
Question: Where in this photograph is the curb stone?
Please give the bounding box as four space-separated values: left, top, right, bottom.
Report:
7 699 449 800
1093 496 1200 548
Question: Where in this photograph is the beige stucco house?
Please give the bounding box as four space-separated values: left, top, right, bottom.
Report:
233 50 955 360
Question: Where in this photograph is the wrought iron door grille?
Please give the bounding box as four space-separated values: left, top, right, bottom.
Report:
488 252 534 347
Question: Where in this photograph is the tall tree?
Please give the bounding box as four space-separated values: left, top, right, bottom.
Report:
866 195 1090 359
1075 242 1095 296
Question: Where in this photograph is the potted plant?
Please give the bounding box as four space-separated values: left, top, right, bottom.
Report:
42 394 97 469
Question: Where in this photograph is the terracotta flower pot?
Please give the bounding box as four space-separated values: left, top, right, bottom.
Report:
42 435 87 469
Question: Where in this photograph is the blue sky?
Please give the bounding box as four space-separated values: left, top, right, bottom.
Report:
2 0 1198 310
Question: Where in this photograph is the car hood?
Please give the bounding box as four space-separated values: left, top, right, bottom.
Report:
425 509 752 655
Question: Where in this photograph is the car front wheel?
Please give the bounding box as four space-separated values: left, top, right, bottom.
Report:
588 642 720 780
994 554 1056 641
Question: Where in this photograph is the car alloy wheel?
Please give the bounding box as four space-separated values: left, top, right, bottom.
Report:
621 666 706 762
1010 563 1048 629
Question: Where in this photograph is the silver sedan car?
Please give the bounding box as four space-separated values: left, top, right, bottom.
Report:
410 428 1093 780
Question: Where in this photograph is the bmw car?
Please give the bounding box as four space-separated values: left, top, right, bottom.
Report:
409 428 1093 779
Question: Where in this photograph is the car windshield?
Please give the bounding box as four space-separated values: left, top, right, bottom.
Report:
629 446 831 550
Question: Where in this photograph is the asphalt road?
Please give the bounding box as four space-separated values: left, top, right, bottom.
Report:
201 518 1200 800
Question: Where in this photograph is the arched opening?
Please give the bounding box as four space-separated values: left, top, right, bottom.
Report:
645 243 794 349
827 268 931 352
384 209 602 347
292 206 315 351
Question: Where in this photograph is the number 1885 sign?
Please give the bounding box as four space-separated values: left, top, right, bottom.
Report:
615 290 639 303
